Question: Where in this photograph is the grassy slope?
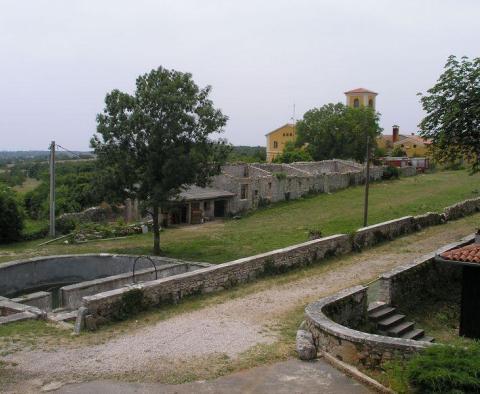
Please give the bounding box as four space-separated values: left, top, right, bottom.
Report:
1 170 479 264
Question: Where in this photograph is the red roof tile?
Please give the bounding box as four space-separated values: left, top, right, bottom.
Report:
441 244 480 263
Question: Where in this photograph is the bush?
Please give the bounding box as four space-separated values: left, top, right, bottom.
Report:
382 166 400 180
0 186 24 243
407 343 480 393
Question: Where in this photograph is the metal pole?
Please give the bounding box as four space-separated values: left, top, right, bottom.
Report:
49 141 56 237
363 135 371 227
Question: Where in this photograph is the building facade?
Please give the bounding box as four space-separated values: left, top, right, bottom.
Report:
265 123 296 163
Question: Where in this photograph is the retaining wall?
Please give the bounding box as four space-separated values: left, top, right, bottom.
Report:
353 216 416 249
83 234 352 325
304 286 428 368
304 235 474 368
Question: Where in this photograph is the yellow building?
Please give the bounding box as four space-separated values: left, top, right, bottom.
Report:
377 125 432 157
345 87 378 109
265 123 296 162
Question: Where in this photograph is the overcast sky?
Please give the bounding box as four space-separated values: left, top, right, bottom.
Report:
1 0 479 151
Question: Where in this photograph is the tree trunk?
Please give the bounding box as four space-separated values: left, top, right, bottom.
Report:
153 204 161 255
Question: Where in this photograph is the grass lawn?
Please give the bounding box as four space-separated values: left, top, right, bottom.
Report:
12 177 41 194
1 170 480 264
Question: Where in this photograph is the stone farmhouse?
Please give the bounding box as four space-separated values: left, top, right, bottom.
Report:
160 160 385 226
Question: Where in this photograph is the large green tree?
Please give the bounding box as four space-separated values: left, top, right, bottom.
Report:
91 67 229 254
419 55 480 172
296 103 382 163
0 185 24 243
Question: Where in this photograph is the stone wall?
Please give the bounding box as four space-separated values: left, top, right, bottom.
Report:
60 263 194 310
304 235 474 369
443 197 480 221
83 234 352 326
304 286 428 368
377 235 473 311
11 291 53 312
353 216 416 249
211 160 390 215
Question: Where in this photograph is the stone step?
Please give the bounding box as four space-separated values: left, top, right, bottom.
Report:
418 335 435 343
401 328 425 340
369 306 396 322
367 301 387 314
388 321 415 337
377 314 405 330
48 310 78 323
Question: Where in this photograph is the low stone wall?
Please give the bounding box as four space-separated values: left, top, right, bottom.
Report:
443 197 480 221
413 212 444 229
60 263 195 310
83 234 352 326
304 286 428 368
11 291 53 312
353 216 416 249
378 235 473 310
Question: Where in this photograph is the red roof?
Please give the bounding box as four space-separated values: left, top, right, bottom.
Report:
344 88 378 95
441 244 480 264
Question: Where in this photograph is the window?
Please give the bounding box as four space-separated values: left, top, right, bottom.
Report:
268 182 272 190
368 99 373 107
254 190 258 196
413 144 417 148
240 184 248 200
243 166 249 177
353 98 360 108
204 201 210 210
273 141 278 149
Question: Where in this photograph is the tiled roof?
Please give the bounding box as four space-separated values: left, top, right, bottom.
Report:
344 88 378 95
441 243 480 263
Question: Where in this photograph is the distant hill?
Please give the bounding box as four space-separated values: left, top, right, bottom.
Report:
0 151 94 164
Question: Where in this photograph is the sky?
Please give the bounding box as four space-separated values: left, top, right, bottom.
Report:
0 0 479 151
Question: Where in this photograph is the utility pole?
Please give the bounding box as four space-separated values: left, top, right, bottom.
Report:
49 141 56 237
363 135 371 227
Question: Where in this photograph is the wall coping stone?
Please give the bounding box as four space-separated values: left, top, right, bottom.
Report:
356 216 413 233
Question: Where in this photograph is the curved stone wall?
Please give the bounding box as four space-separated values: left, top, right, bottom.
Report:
0 254 190 297
304 286 430 368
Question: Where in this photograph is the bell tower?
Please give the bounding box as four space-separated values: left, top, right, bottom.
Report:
344 88 378 110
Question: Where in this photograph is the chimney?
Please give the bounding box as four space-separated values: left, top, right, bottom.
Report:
392 125 400 143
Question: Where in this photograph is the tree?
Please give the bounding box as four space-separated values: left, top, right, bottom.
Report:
273 141 313 163
391 146 407 157
419 55 480 172
91 67 229 254
0 186 24 243
296 103 382 163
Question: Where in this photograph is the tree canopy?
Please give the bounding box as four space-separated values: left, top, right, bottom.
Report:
419 55 480 172
296 103 382 163
0 185 24 243
273 141 312 163
91 67 229 254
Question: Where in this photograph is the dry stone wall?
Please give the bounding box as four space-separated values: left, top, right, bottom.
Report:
83 235 352 326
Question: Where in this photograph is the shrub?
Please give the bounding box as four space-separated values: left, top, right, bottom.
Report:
382 166 400 180
407 343 480 393
0 186 24 243
112 288 148 321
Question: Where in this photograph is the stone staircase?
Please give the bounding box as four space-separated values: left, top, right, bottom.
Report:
368 301 434 343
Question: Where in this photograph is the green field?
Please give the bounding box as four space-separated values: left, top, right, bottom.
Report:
1 170 480 264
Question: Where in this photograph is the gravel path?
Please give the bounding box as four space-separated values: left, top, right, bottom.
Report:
2 219 477 390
